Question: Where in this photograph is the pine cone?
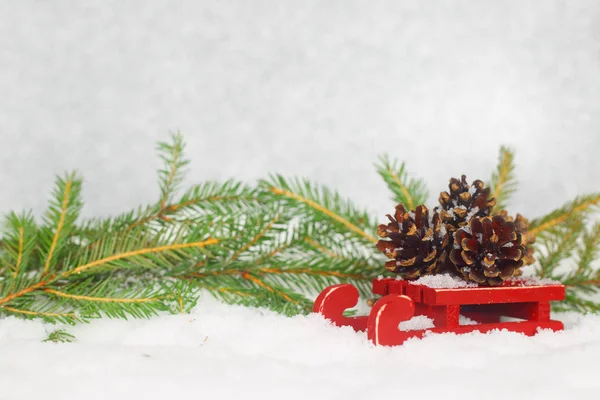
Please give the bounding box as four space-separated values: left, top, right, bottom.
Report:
495 210 536 266
376 204 445 279
449 215 525 286
438 175 496 229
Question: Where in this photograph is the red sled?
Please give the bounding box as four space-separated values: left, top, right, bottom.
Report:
313 278 565 346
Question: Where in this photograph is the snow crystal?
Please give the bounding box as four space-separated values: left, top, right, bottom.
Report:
502 242 514 248
459 315 479 325
399 315 435 331
476 233 483 243
507 276 562 286
466 206 480 220
468 185 478 195
411 274 477 288
460 225 473 235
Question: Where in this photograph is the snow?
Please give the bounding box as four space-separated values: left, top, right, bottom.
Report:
466 206 480 220
411 273 478 288
1 295 600 399
399 315 435 330
509 276 563 286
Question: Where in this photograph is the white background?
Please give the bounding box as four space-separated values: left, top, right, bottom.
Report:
1 1 599 221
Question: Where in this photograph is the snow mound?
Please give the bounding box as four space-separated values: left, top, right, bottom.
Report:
1 294 600 399
411 273 478 288
508 276 563 286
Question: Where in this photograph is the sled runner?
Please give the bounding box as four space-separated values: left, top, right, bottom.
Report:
313 278 565 346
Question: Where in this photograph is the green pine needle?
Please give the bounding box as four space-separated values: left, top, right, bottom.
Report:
530 193 600 238
489 146 517 211
375 154 428 210
1 133 599 322
157 131 190 207
43 329 76 343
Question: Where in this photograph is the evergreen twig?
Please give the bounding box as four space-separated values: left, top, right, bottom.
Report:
375 155 428 210
490 146 517 211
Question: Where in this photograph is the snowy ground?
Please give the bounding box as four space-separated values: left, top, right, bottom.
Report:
1 295 600 400
2 2 600 399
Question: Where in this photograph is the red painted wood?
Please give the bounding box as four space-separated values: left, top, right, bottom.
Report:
372 278 409 295
405 284 423 302
467 301 551 322
372 279 389 296
388 280 406 295
422 284 565 306
367 294 415 346
312 284 368 331
434 305 460 328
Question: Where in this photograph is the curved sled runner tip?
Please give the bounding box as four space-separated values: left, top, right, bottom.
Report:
367 294 416 346
313 284 368 331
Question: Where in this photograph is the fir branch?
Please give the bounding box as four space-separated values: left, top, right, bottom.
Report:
39 172 83 275
124 181 255 232
43 329 76 343
195 278 313 317
229 214 281 261
304 237 340 259
240 272 297 303
490 146 517 211
553 293 600 314
535 217 584 278
375 155 428 210
262 175 377 243
157 132 189 207
575 223 600 274
549 223 600 312
2 212 37 292
529 193 600 237
42 288 159 304
65 238 219 276
2 306 78 321
43 278 170 320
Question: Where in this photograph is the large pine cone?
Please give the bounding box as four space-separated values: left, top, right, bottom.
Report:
449 215 525 286
376 204 445 279
495 210 536 266
438 175 496 229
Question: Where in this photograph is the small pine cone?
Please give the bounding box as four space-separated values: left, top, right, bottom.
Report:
495 210 536 266
376 204 445 279
449 215 525 286
438 175 496 229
